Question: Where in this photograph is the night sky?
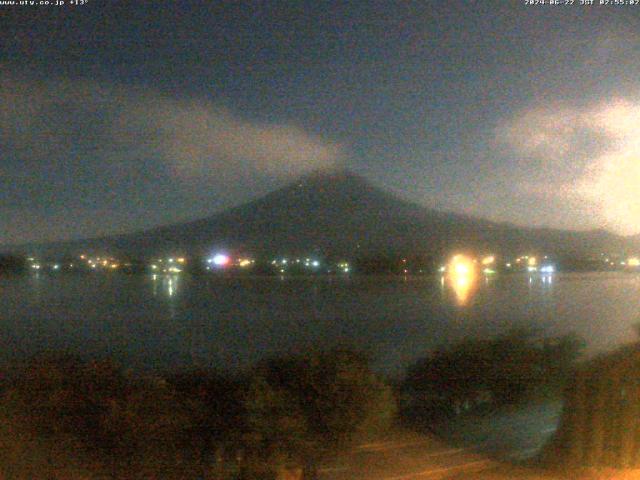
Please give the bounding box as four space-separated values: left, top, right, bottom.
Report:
2 1 640 245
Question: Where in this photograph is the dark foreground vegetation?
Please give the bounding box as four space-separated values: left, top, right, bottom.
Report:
0 331 583 479
0 350 395 479
400 330 585 425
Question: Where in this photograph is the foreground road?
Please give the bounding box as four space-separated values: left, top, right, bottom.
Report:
435 400 563 462
318 431 557 480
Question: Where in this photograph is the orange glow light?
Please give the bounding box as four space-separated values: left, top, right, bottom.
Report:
447 254 477 306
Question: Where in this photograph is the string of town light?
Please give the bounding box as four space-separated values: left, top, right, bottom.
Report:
436 253 637 306
24 253 349 275
23 251 640 276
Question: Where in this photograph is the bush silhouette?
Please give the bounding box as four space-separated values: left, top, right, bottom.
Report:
401 330 584 421
0 350 396 479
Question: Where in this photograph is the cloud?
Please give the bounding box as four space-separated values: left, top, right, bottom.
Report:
0 72 343 193
114 97 341 182
496 105 581 159
495 99 640 235
0 73 343 242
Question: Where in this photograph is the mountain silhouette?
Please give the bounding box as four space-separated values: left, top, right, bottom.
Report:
6 170 639 259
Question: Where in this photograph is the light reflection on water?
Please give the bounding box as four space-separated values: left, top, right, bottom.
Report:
444 254 478 306
442 269 556 307
151 274 180 299
451 274 474 305
1 272 639 374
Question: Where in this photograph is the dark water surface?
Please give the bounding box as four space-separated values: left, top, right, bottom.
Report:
1 272 639 375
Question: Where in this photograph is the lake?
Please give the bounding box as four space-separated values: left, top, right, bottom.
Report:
1 272 639 375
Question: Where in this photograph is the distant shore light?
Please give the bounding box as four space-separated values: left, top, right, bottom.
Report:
212 254 231 266
481 255 495 266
